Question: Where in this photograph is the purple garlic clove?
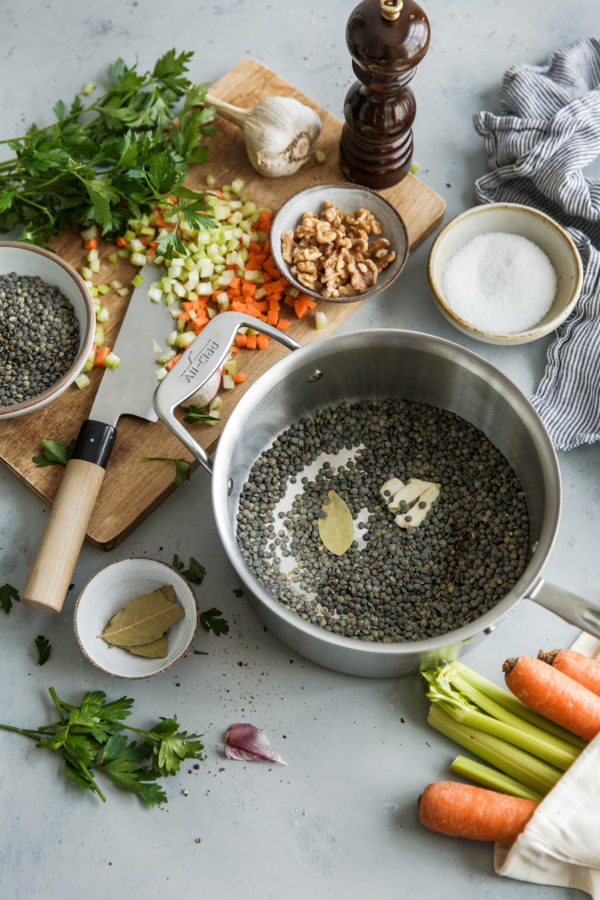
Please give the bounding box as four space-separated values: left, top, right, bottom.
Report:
224 723 287 765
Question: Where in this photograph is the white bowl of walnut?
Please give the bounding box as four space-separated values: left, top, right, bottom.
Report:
270 183 409 302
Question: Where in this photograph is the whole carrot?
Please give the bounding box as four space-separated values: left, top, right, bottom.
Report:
418 781 537 843
538 648 600 698
503 655 600 742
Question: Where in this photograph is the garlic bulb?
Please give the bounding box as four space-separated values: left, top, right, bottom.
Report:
205 93 322 177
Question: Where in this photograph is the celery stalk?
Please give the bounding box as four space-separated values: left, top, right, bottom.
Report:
452 661 586 749
427 704 561 796
450 755 543 802
434 698 578 771
425 664 581 769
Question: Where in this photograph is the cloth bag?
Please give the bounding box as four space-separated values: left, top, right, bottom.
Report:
494 633 600 896
473 38 600 451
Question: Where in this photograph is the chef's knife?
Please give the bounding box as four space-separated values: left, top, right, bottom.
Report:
22 263 168 614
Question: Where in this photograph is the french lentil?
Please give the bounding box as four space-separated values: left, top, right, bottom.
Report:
0 272 80 407
236 398 530 643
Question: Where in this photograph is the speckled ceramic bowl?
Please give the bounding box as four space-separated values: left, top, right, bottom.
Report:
74 558 200 679
427 203 583 345
269 182 409 303
0 241 96 418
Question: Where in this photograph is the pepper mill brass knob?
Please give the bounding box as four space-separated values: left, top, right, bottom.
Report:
339 0 430 189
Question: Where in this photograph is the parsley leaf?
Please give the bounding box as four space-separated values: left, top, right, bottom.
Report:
0 583 20 614
34 635 52 665
0 50 217 250
172 555 206 584
199 607 229 636
0 688 204 806
33 438 75 467
181 404 220 425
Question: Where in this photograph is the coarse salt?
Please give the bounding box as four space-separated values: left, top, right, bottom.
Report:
441 232 557 334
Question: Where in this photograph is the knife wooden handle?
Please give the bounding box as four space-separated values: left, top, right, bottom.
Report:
22 420 116 614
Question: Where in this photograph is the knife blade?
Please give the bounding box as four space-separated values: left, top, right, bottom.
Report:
22 263 168 614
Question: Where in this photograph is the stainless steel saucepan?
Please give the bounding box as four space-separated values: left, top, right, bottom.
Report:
154 311 600 677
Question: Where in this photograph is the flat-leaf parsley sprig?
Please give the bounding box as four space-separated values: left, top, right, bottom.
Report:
0 687 204 806
0 49 217 256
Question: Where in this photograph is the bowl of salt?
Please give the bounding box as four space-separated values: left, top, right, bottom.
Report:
427 203 583 344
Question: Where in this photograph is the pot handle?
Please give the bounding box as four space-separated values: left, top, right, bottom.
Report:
527 579 600 638
153 311 300 475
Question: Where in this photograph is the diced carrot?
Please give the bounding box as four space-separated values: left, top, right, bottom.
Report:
503 655 600 742
233 373 246 383
94 346 113 367
256 334 269 351
254 210 272 233
235 333 247 348
294 298 309 319
418 782 537 844
166 353 182 371
84 237 98 250
277 318 291 331
246 335 257 350
115 236 127 247
538 648 600 697
266 309 278 326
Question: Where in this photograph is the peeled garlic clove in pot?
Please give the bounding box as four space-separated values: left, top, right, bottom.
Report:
205 92 322 177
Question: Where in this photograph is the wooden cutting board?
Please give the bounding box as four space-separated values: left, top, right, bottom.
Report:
0 58 445 550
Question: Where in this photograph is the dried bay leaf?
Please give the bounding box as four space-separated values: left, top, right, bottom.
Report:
100 585 184 648
317 490 354 556
126 637 168 658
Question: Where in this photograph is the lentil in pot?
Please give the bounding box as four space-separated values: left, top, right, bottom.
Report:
236 398 530 643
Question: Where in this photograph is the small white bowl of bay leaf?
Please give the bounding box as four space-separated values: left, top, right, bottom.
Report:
74 558 199 679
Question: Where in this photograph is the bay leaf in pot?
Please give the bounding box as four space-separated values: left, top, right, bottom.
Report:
153 311 600 677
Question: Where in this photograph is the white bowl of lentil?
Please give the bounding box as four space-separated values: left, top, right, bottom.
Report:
269 183 409 303
0 241 96 418
427 203 583 345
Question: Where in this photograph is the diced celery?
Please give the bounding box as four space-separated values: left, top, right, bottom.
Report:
315 311 328 331
155 366 168 382
75 373 91 389
130 252 147 267
96 283 111 295
81 266 93 281
116 287 130 297
222 373 235 390
103 352 121 369
94 325 105 347
148 287 163 303
81 224 98 239
107 253 119 264
96 307 109 323
175 331 196 348
152 339 162 354
223 359 237 375
206 174 215 186
131 273 144 288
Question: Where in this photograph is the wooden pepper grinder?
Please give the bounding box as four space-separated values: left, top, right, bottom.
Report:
339 0 430 189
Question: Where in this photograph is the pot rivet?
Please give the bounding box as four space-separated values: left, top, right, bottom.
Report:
227 478 233 495
307 369 324 383
483 625 496 635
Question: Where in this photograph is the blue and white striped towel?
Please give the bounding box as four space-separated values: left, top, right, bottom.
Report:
473 38 600 451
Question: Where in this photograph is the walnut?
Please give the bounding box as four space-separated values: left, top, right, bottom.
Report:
280 200 395 299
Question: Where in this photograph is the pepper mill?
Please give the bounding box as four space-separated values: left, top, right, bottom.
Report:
339 0 430 189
